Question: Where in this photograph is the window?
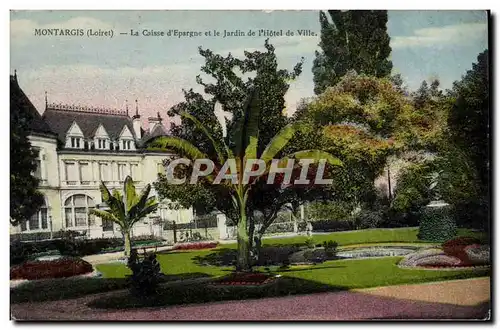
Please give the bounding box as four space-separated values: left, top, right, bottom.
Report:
102 219 114 232
65 162 78 185
70 137 81 148
34 159 42 180
100 163 110 182
121 140 133 150
97 138 108 150
118 163 129 181
64 194 95 228
80 162 92 185
21 198 48 231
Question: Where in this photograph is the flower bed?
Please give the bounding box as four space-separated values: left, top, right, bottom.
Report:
173 241 218 251
10 257 93 280
442 236 482 264
212 272 275 286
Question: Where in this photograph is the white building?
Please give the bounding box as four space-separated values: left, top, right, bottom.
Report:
10 74 193 240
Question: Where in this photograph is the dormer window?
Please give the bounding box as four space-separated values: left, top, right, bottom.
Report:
93 124 110 150
70 137 80 148
118 125 136 151
65 122 84 150
97 138 108 149
122 140 132 150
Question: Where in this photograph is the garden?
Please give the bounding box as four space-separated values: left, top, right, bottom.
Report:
10 227 490 309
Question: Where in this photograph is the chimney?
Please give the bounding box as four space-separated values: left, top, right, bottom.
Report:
148 111 163 133
132 99 142 139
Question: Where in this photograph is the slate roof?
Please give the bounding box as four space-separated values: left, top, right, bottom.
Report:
140 123 169 145
10 75 56 137
43 106 138 143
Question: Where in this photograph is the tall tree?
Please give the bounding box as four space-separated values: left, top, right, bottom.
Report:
150 92 340 271
10 76 44 226
312 10 393 95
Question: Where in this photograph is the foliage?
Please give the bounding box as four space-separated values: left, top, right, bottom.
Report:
323 240 338 258
352 209 385 229
89 176 159 256
310 219 354 232
305 237 315 249
10 237 166 265
313 10 392 95
10 79 44 226
306 201 353 221
391 162 434 215
10 257 93 280
417 205 457 242
127 249 162 297
434 50 490 230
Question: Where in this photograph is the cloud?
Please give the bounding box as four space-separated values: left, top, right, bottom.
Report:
391 22 487 49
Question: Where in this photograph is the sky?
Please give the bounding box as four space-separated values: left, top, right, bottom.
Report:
10 10 488 128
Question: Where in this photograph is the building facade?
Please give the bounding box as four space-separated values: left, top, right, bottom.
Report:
10 74 193 240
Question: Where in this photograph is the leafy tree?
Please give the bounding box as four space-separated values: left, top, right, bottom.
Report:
149 91 341 271
10 77 44 226
312 10 392 95
447 50 489 200
89 176 159 256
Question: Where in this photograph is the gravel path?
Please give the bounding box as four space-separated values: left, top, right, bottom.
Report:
11 277 490 321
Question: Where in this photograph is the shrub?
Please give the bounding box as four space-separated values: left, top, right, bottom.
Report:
399 248 445 267
353 210 384 229
304 237 315 249
415 255 462 267
266 222 295 234
310 219 354 232
173 241 218 250
10 257 93 280
417 205 457 242
323 240 338 258
127 249 162 297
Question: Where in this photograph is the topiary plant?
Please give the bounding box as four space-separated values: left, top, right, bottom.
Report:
417 205 457 242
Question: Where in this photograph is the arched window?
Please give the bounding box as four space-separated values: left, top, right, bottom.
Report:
21 198 48 231
64 194 95 228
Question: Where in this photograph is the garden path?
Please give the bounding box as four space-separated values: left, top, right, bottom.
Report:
11 277 490 321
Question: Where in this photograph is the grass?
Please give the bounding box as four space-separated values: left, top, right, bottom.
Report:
220 227 488 249
88 257 490 309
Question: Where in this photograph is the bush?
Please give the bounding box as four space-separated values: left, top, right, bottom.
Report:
310 219 354 232
417 205 457 242
304 237 315 249
464 245 490 265
353 210 384 229
10 257 93 280
323 240 338 258
266 222 295 234
127 249 162 297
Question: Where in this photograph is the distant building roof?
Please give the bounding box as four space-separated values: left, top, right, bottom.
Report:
10 75 56 137
42 104 137 143
141 122 169 145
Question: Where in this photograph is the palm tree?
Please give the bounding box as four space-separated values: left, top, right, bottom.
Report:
149 90 342 271
89 176 159 256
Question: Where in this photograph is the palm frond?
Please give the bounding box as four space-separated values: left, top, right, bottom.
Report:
260 122 305 163
88 209 121 226
180 110 228 166
124 176 138 213
148 136 209 161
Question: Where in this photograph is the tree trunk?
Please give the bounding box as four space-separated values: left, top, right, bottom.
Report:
236 203 251 272
124 230 132 257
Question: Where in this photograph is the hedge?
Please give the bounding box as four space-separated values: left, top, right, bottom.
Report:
417 205 457 242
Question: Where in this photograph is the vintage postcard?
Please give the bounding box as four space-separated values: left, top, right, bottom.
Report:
9 9 491 321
